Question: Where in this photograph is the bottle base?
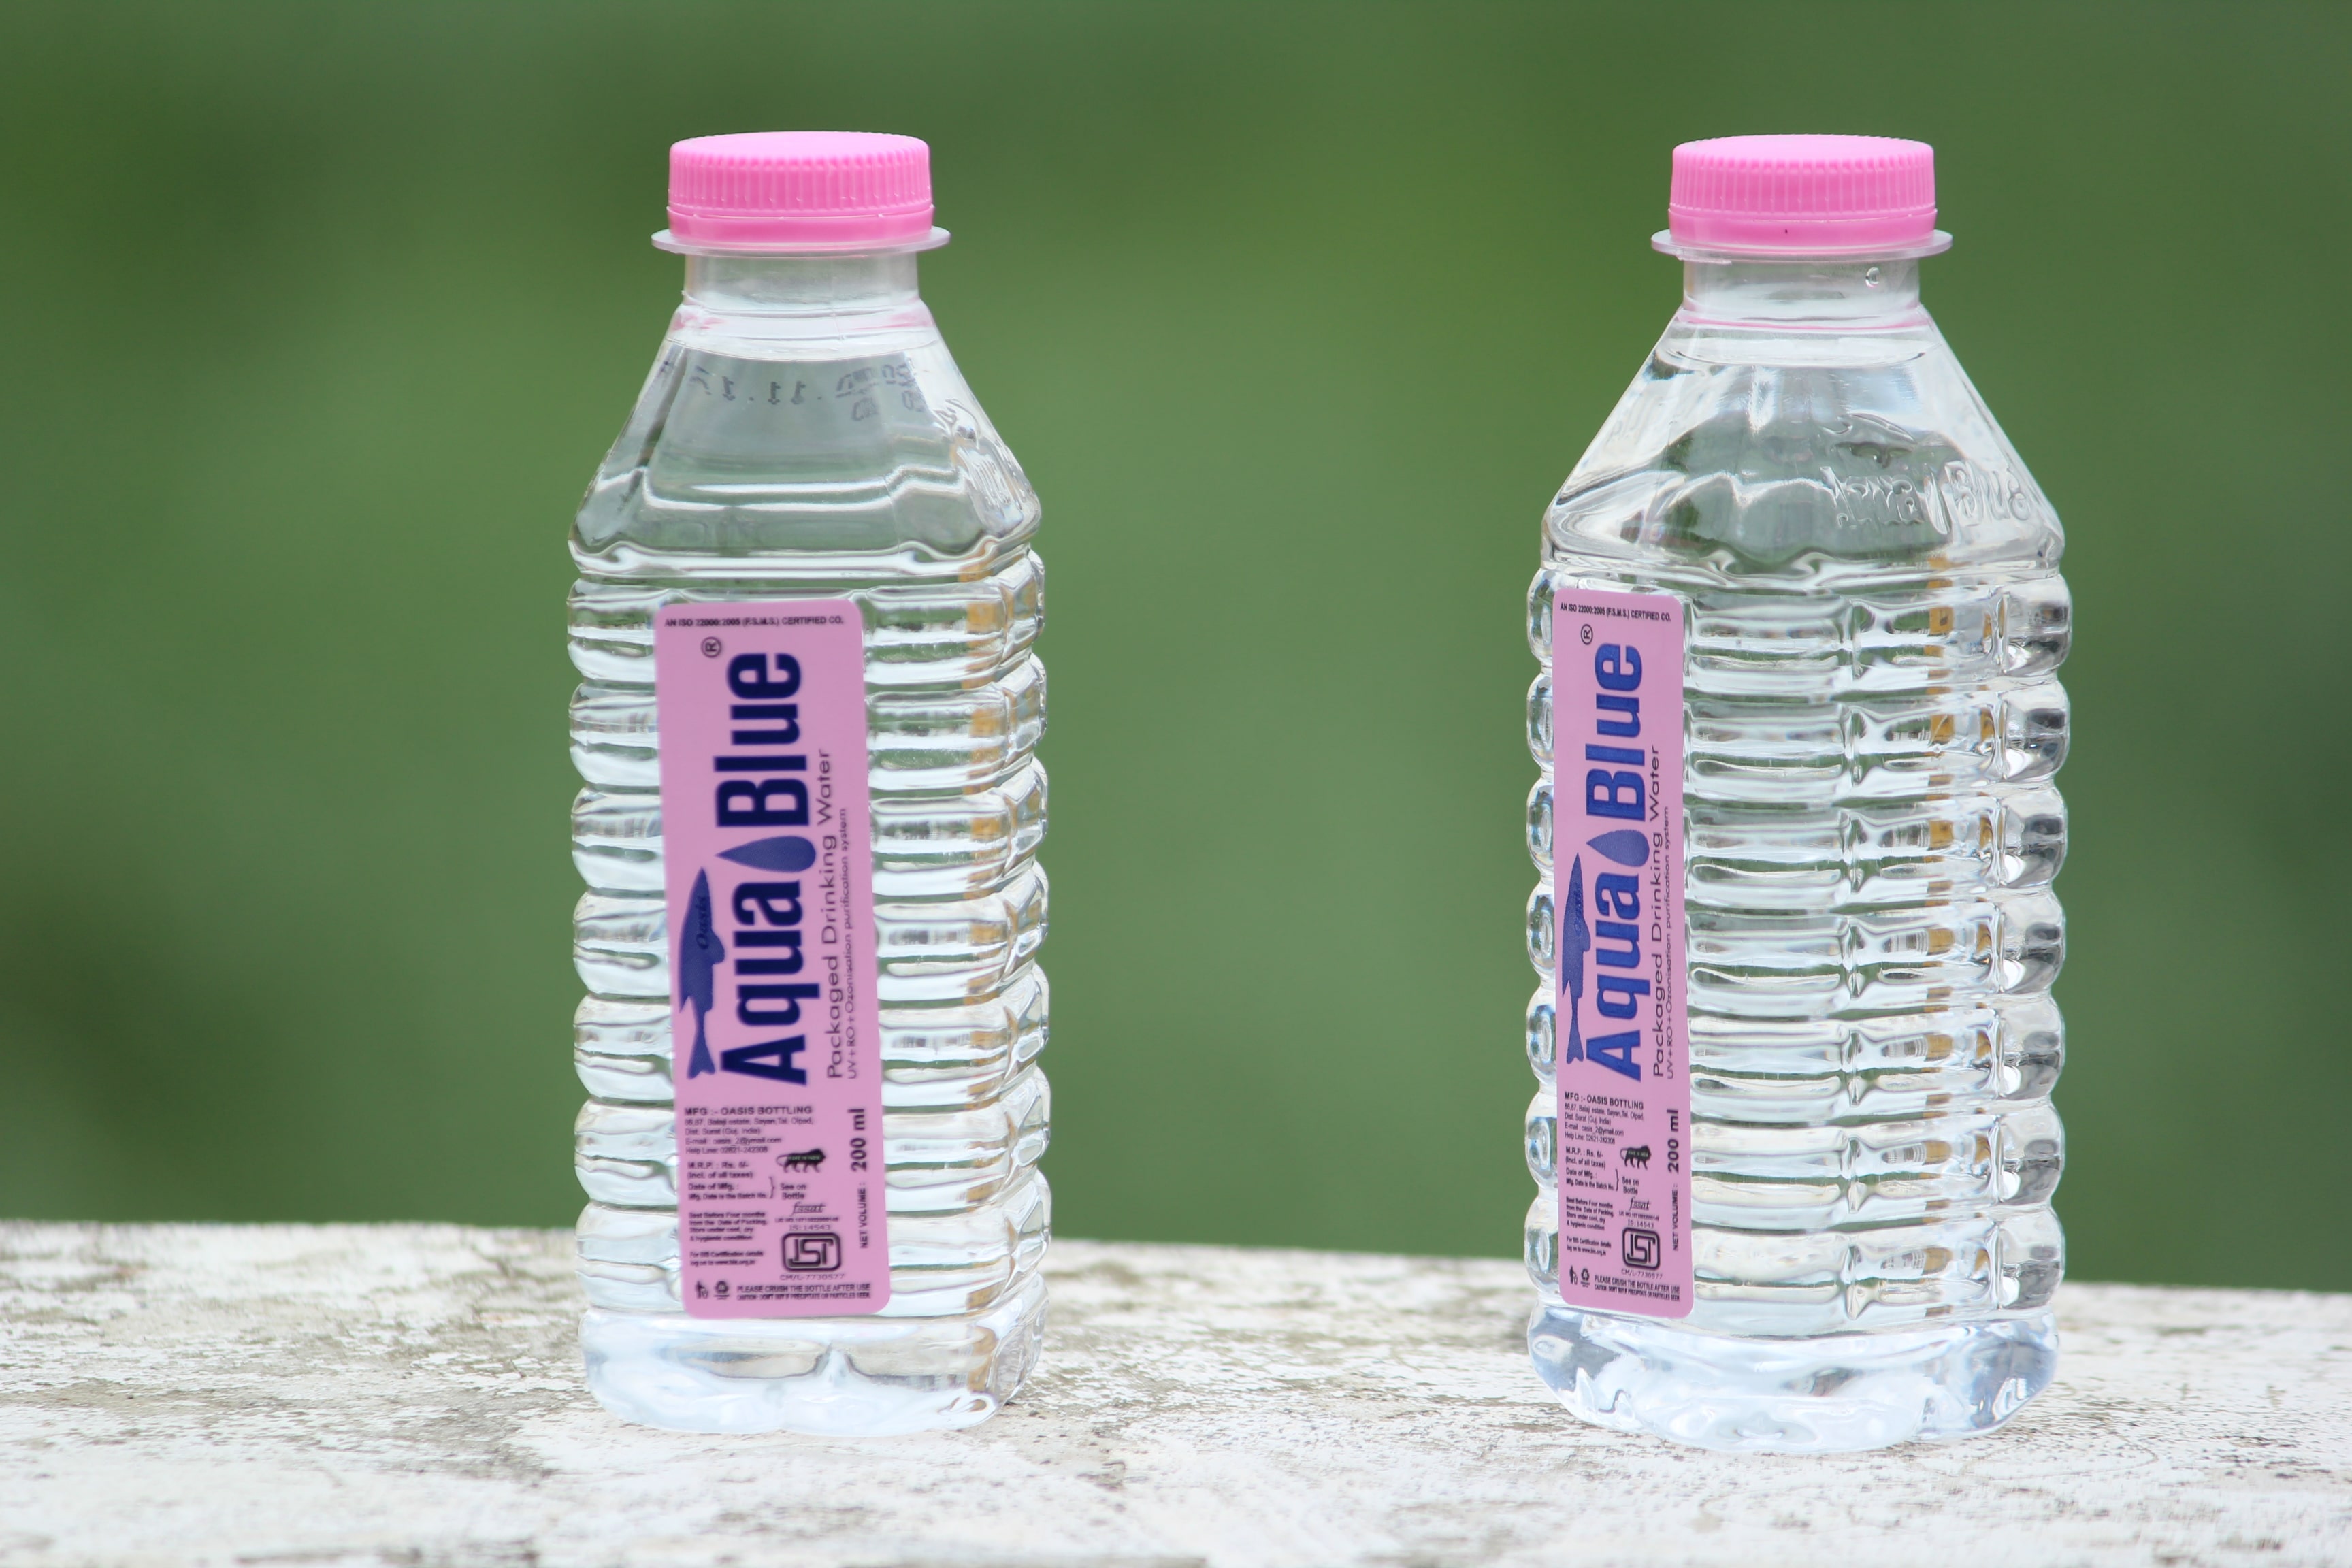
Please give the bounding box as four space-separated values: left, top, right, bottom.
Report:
583 1272 1046 1435
1528 1300 2057 1453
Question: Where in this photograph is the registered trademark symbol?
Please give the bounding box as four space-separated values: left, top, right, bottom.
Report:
700 636 723 659
1579 622 1595 646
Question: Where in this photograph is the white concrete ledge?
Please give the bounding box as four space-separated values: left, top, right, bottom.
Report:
0 1223 2347 1565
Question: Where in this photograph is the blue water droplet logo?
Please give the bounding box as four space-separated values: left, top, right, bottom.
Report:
719 836 817 872
1587 830 1650 868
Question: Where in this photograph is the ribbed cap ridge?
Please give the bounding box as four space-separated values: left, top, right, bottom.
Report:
665 131 936 252
1667 135 1936 255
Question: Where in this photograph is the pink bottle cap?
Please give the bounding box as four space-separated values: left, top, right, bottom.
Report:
656 131 948 255
1661 135 1946 257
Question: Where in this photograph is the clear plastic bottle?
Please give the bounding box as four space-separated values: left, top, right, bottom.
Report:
1524 137 2068 1451
568 133 1048 1434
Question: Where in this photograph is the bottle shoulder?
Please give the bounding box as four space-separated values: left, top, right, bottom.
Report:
1546 310 2061 584
573 310 1038 583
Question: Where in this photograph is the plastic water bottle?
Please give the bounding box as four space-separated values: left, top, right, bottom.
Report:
1524 136 2068 1450
568 133 1049 1434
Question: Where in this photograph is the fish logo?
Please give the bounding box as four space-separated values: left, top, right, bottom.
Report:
1561 855 1588 1066
678 868 725 1078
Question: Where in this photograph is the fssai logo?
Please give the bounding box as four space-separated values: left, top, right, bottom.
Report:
1561 640 1654 1082
676 651 829 1083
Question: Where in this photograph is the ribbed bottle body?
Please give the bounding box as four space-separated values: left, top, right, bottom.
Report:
568 252 1049 1434
1522 257 2069 1450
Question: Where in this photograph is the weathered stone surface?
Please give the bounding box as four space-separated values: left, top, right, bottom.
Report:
0 1223 2345 1565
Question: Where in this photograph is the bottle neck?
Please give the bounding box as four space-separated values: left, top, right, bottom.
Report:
672 250 936 357
681 250 923 314
1680 255 1925 329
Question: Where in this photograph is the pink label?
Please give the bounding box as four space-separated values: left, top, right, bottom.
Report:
1552 587 1691 1318
655 600 889 1318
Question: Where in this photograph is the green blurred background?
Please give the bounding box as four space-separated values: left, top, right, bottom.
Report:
1 2 2345 1290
